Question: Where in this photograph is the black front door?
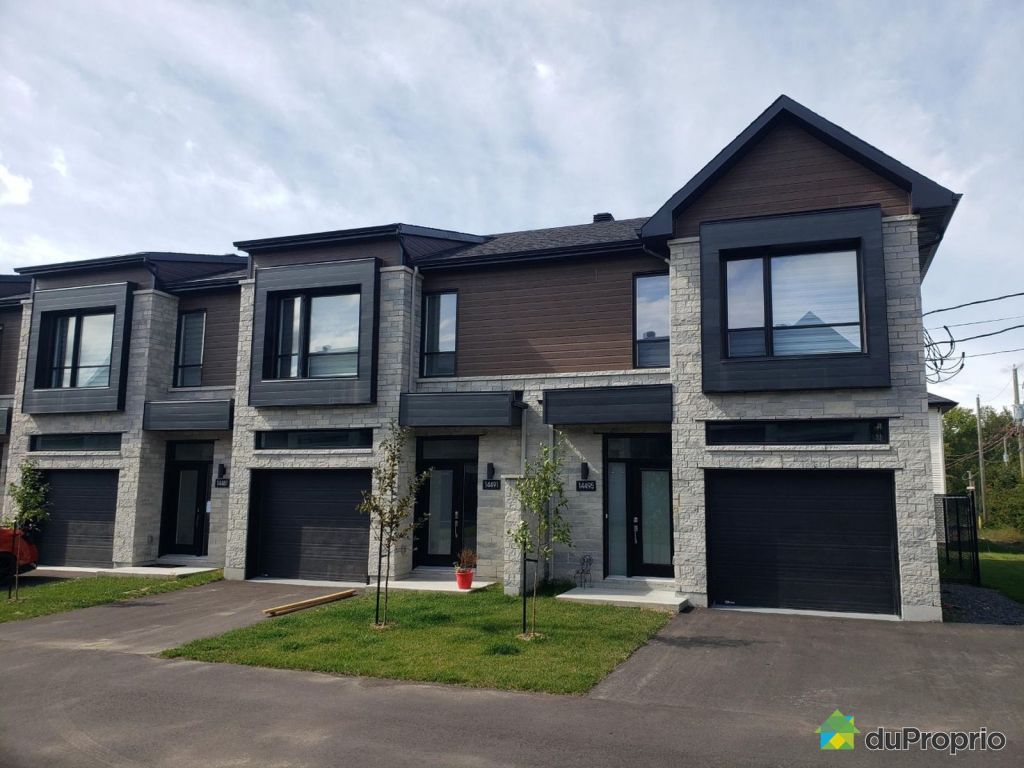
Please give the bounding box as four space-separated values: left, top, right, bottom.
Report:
160 442 214 557
414 437 478 567
605 435 673 578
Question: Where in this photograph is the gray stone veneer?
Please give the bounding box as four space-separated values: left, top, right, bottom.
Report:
223 266 419 581
1 290 234 567
1 216 941 621
668 214 940 620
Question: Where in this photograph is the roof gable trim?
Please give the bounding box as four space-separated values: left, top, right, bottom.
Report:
642 95 958 240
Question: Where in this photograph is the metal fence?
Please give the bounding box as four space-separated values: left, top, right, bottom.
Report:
937 494 980 586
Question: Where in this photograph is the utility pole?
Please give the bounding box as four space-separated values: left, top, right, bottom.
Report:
1014 366 1024 477
975 395 987 526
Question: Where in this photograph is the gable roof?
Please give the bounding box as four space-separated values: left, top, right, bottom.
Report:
641 95 960 274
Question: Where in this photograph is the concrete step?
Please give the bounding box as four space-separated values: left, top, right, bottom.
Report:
556 586 689 612
598 576 677 592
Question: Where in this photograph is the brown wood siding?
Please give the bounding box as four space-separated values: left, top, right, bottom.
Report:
673 118 910 237
177 289 240 387
422 252 666 376
253 239 400 270
0 306 23 395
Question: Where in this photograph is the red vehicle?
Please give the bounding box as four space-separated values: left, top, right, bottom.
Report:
0 528 39 580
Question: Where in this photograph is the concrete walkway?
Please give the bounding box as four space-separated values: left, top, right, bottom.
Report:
0 585 1021 767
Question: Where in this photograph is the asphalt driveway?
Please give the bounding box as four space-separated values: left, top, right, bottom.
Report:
0 579 342 654
0 584 1021 767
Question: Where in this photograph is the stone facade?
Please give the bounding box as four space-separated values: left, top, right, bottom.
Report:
415 370 670 591
223 266 419 581
1 288 234 566
667 215 940 620
0 218 944 621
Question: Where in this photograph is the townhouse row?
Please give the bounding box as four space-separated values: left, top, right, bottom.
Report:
0 96 961 619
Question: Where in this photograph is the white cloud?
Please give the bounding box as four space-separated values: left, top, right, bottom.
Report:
0 234 76 272
0 1 1020 404
0 157 32 206
50 148 68 177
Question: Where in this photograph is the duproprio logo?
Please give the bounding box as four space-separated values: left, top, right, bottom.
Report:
816 710 860 750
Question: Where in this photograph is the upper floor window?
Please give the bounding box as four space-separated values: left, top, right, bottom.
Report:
422 292 457 377
174 310 206 387
725 250 862 358
634 273 669 368
268 290 360 379
38 310 114 389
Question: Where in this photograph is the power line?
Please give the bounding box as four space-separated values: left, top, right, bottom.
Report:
923 290 1024 317
926 313 1024 332
947 425 1018 468
964 347 1024 359
925 322 1024 347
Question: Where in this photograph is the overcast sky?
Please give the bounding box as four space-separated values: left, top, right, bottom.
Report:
1 1 1021 409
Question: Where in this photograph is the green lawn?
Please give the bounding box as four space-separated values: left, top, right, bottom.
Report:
979 528 1024 604
164 585 671 694
0 570 223 623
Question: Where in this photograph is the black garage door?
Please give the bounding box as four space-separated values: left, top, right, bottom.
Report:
707 470 899 615
36 470 118 567
248 469 371 581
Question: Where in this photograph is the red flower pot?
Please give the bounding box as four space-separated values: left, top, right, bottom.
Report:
455 569 474 590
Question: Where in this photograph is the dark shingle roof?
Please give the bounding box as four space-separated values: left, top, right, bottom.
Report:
165 268 248 292
928 392 959 410
415 217 648 266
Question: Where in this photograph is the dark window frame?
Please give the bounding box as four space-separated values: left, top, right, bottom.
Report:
254 428 373 450
633 271 670 369
35 308 116 390
263 287 362 381
29 432 122 452
722 244 866 360
705 419 889 446
173 309 206 388
699 207 890 393
421 290 458 378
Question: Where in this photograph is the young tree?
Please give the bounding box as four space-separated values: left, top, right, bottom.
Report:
508 437 572 639
357 422 429 627
4 459 49 600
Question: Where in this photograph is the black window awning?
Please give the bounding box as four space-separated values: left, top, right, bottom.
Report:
143 399 234 431
542 384 672 425
399 391 525 428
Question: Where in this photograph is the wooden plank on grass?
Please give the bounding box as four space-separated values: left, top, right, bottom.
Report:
262 590 357 617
